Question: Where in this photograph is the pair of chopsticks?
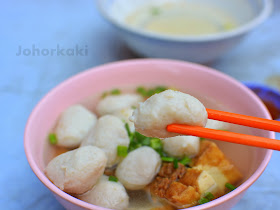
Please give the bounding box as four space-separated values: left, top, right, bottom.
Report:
167 108 280 151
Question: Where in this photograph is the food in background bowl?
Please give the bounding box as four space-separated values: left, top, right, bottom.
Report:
96 0 272 63
24 59 273 210
45 89 243 209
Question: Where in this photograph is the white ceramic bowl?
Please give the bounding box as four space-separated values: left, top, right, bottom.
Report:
96 0 272 63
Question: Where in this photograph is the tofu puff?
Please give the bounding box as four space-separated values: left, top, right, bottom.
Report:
55 105 97 148
96 94 144 116
81 115 130 167
130 90 207 138
45 146 107 194
116 146 162 190
191 140 243 197
149 141 242 208
77 175 129 210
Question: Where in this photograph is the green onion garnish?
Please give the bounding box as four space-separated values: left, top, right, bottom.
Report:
225 183 236 191
179 156 191 165
111 89 121 95
151 7 160 16
136 86 146 96
204 192 214 200
124 123 131 137
108 176 118 182
173 158 178 169
117 145 128 157
161 156 175 162
101 91 108 98
150 138 162 150
136 86 168 98
48 133 57 145
154 86 167 93
198 197 209 204
142 138 151 146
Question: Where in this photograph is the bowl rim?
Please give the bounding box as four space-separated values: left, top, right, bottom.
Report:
24 59 274 210
96 0 273 42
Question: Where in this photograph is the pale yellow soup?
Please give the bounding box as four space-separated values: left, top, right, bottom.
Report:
125 2 237 36
44 86 249 209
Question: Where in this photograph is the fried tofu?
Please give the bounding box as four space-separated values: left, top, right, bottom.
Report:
180 168 217 195
192 140 243 196
165 182 200 208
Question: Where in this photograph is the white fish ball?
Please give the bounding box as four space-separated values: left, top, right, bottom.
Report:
130 90 207 138
163 136 200 158
113 107 135 132
81 115 129 167
206 119 230 130
116 146 161 190
45 146 107 194
55 105 97 148
78 175 129 210
97 94 143 116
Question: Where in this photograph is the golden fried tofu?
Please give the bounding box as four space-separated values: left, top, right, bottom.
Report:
165 182 200 208
180 168 217 195
192 140 243 196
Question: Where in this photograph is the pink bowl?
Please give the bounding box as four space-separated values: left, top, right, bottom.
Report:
24 59 273 210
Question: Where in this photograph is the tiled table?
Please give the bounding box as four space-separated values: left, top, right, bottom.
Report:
1 0 279 209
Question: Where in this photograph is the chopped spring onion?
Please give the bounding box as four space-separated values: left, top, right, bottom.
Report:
131 105 137 109
136 86 168 98
117 145 128 157
124 123 131 137
134 132 147 142
154 86 167 93
173 158 179 169
161 156 175 162
142 138 151 146
48 133 57 145
198 197 209 205
150 138 162 150
151 7 161 16
111 89 121 95
101 91 108 98
108 176 118 182
179 156 191 165
225 183 236 191
136 86 146 96
204 192 214 200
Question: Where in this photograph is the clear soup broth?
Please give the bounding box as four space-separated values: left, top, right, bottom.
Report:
43 86 254 209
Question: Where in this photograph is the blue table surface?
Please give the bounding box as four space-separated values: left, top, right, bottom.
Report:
1 0 280 209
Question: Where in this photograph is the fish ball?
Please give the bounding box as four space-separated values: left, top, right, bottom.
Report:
81 115 129 167
45 146 107 194
78 175 129 210
130 90 207 138
206 119 230 130
97 94 143 116
55 105 97 148
116 146 161 190
113 107 135 132
163 136 200 158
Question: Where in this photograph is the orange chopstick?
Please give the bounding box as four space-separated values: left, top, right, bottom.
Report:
206 108 280 132
166 124 280 151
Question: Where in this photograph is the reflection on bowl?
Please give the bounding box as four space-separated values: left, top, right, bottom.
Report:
24 59 273 210
96 0 273 63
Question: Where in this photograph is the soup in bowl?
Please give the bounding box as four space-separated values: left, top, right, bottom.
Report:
24 59 273 210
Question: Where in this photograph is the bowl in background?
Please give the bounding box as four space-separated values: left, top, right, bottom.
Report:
24 59 273 210
96 0 272 63
244 82 280 120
